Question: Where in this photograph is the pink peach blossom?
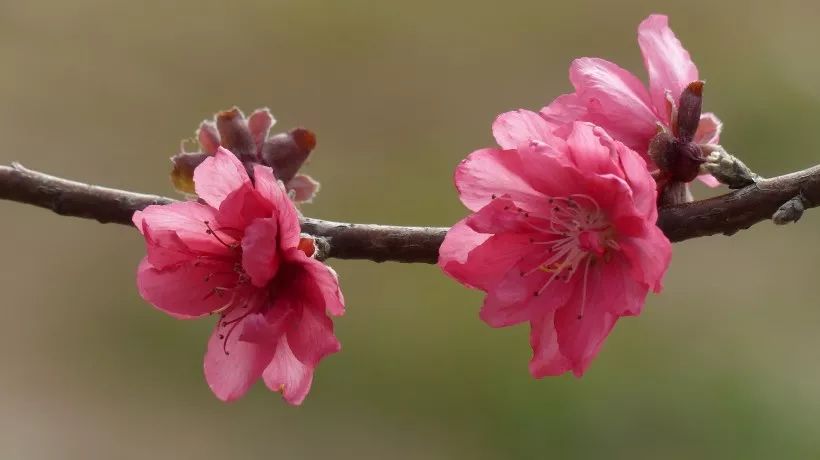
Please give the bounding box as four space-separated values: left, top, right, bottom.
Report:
134 148 344 405
439 121 671 377
541 14 722 188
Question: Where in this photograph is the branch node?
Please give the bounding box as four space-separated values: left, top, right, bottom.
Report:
773 192 809 225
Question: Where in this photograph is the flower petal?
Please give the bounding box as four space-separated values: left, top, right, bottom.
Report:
439 220 532 291
569 57 658 152
589 255 650 316
263 336 314 406
529 311 572 378
540 93 587 128
697 174 720 188
481 258 579 328
136 258 236 319
555 299 619 377
215 185 271 231
694 112 723 145
464 197 533 234
564 122 619 175
293 253 346 316
619 226 672 293
253 164 300 249
204 315 275 402
241 217 281 287
239 309 290 346
134 201 228 258
492 110 555 149
194 147 251 209
638 14 699 120
285 301 341 367
454 147 543 212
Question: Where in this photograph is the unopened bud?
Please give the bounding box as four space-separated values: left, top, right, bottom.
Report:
260 128 317 183
170 152 209 194
676 81 704 143
216 107 255 162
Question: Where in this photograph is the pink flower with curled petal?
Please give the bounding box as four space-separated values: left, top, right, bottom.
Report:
439 121 671 377
134 147 344 405
536 14 723 198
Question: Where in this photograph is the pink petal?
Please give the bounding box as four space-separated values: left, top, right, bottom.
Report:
134 202 228 257
596 131 658 220
514 143 587 198
287 174 320 203
241 217 281 287
285 302 341 367
481 257 579 328
215 185 271 231
204 316 276 402
638 14 699 120
464 197 532 234
438 220 532 291
619 227 672 293
492 110 555 149
292 253 346 316
136 258 236 319
238 309 290 346
697 174 721 188
141 227 195 269
248 108 275 151
580 173 647 235
694 112 722 145
540 93 587 128
454 147 543 212
529 311 572 378
253 164 300 249
194 147 251 209
263 337 314 406
554 299 619 377
197 121 220 156
588 255 650 316
569 57 658 152
564 122 619 175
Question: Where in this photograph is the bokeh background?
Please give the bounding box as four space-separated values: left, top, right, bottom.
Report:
2 1 820 458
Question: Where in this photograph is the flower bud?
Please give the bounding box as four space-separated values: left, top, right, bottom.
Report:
260 128 317 183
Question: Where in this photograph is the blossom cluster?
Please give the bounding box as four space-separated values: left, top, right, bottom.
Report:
132 14 721 404
439 14 714 377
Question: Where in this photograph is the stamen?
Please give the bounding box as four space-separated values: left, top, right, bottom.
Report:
203 220 237 249
218 301 254 355
577 257 593 319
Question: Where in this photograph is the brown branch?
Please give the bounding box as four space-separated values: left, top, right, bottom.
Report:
1 162 819 264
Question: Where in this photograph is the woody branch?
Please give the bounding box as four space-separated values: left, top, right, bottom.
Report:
1 162 818 264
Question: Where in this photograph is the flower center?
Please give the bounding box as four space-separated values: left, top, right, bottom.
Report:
520 194 618 319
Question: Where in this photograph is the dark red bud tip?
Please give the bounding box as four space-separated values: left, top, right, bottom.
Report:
217 107 243 120
685 80 704 97
290 128 317 152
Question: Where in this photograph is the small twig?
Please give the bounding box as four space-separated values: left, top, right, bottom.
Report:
2 162 820 263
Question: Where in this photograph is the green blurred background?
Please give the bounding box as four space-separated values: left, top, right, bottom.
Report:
2 1 820 458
